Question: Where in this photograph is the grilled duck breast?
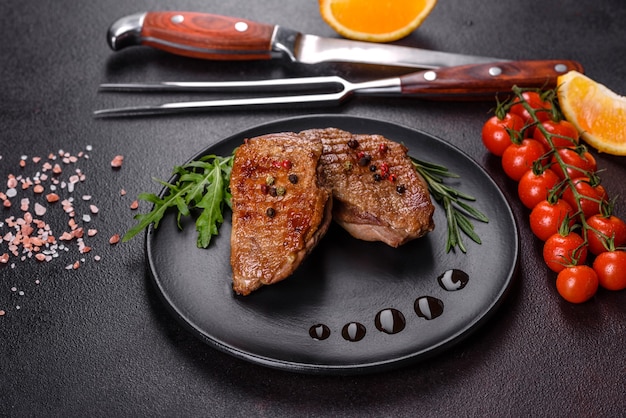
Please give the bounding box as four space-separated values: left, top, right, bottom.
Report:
300 128 435 247
229 133 332 296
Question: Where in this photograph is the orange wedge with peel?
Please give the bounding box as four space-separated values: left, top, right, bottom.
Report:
319 0 437 43
557 71 626 155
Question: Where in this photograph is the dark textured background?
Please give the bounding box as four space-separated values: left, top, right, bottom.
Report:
2 1 625 416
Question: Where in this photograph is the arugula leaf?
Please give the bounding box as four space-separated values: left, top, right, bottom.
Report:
122 153 234 248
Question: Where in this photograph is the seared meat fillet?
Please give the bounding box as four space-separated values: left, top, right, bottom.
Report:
229 133 332 296
300 128 435 247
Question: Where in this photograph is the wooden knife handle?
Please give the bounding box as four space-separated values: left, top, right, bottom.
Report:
108 11 276 60
399 60 584 98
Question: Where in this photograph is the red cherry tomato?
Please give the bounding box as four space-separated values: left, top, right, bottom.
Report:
593 251 626 291
501 139 546 181
517 168 560 209
533 119 579 149
550 148 597 180
556 265 598 303
562 178 608 219
481 113 525 156
586 214 626 255
543 231 588 273
509 91 553 136
530 199 576 241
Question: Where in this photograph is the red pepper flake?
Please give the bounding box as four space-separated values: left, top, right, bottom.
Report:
281 159 292 169
378 143 388 153
388 173 397 182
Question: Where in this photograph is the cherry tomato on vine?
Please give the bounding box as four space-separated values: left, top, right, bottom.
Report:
562 178 608 219
518 168 560 209
550 148 597 180
501 139 546 181
556 265 598 303
530 199 576 241
543 231 588 273
586 214 626 255
593 251 626 291
533 119 579 149
481 113 525 156
509 91 553 135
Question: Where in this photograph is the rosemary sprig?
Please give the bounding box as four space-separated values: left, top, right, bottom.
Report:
412 158 489 253
122 153 234 248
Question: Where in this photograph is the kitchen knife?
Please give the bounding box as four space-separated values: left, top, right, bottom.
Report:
107 11 508 69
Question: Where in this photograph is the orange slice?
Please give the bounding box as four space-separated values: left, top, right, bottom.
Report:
557 71 626 155
319 0 437 43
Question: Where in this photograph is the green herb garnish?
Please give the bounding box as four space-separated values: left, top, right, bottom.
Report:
124 150 485 254
412 158 489 253
122 153 234 248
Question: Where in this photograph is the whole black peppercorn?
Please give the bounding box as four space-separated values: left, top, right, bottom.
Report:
358 154 372 167
266 207 276 217
396 185 406 194
347 139 359 149
288 174 298 184
369 165 377 172
373 173 382 182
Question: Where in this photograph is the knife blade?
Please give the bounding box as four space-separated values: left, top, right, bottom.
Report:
107 11 508 69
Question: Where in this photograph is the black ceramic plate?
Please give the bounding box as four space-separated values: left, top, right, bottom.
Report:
147 115 518 375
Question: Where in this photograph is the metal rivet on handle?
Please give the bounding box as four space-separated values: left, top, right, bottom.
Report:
423 71 437 81
171 14 184 24
554 63 568 73
488 66 502 76
235 21 249 32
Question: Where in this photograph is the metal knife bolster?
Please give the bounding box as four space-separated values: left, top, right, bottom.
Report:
107 12 146 50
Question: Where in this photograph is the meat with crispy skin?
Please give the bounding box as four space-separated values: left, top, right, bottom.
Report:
229 133 332 296
300 128 435 247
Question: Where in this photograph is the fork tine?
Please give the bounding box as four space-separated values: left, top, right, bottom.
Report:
98 76 347 93
93 90 350 117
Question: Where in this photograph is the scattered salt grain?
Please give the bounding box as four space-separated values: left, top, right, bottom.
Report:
34 203 46 216
109 234 120 244
110 155 124 168
130 200 139 210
